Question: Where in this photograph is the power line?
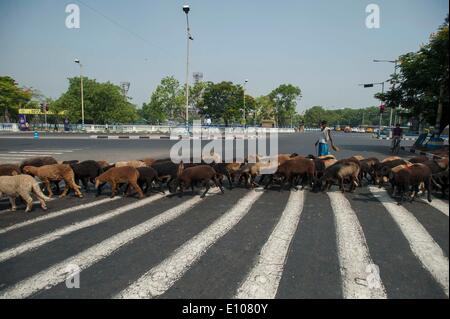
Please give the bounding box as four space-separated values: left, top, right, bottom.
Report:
75 0 174 57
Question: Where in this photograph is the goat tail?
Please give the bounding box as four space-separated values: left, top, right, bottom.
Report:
32 181 51 202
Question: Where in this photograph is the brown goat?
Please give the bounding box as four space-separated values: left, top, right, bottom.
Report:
20 156 58 172
97 160 111 169
393 163 432 204
359 157 380 184
0 164 21 176
176 165 224 198
22 164 82 198
265 157 315 191
409 156 429 164
95 166 144 199
319 162 360 193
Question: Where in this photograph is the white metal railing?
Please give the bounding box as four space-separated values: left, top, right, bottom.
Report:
0 123 297 134
0 123 19 132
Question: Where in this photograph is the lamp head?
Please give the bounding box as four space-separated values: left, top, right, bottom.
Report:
183 5 190 14
74 59 80 64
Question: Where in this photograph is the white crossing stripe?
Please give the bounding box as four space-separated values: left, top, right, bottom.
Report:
370 187 449 297
0 154 43 158
115 189 264 299
22 150 75 153
0 157 25 161
235 190 304 299
8 152 63 155
0 194 165 263
328 192 387 299
0 192 219 299
0 197 120 234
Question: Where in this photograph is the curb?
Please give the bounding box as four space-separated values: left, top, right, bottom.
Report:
91 135 171 140
401 146 447 160
89 135 260 140
372 136 417 141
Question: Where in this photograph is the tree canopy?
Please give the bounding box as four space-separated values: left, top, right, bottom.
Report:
198 81 244 126
303 106 390 127
53 77 138 124
0 76 32 122
142 76 185 124
268 84 302 127
378 16 449 132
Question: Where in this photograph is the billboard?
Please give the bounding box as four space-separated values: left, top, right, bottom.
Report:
18 109 67 115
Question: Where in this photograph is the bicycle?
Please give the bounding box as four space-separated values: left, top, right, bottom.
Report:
391 136 402 155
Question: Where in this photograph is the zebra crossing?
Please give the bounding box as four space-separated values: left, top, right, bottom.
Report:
0 149 82 164
0 186 448 299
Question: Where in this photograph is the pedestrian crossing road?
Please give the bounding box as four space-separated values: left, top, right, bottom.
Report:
0 148 84 164
0 184 448 299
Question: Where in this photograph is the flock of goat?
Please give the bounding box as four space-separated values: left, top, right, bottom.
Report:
0 152 448 213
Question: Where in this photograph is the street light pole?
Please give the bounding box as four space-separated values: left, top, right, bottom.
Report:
379 81 385 137
183 5 193 127
74 59 85 129
373 59 399 136
243 79 248 127
359 80 387 138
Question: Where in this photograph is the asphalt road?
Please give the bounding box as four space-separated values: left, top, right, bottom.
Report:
0 133 448 299
0 132 414 163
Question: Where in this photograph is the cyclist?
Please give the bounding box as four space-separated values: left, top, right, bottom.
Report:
391 123 403 153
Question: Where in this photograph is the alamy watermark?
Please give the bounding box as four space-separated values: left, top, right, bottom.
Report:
65 263 81 289
366 4 380 29
65 4 80 29
169 121 279 172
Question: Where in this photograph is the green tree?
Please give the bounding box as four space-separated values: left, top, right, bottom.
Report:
268 84 302 127
379 17 449 133
199 81 243 126
142 76 184 124
53 77 138 124
304 106 327 127
254 95 275 123
303 105 392 127
0 76 33 122
188 81 211 122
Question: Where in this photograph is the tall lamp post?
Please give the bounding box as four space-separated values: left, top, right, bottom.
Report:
183 4 193 127
243 79 248 127
373 59 399 136
74 59 85 129
360 81 388 137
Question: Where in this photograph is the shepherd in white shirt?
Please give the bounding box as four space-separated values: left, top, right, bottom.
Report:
315 121 338 156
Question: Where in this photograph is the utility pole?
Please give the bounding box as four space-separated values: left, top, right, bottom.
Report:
379 82 385 138
183 5 193 127
359 81 387 138
373 59 399 137
74 59 85 130
389 60 399 133
243 79 248 127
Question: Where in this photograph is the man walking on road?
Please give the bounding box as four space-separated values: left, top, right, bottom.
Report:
315 121 338 156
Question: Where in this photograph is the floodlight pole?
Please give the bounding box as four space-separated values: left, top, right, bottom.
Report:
183 5 193 127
